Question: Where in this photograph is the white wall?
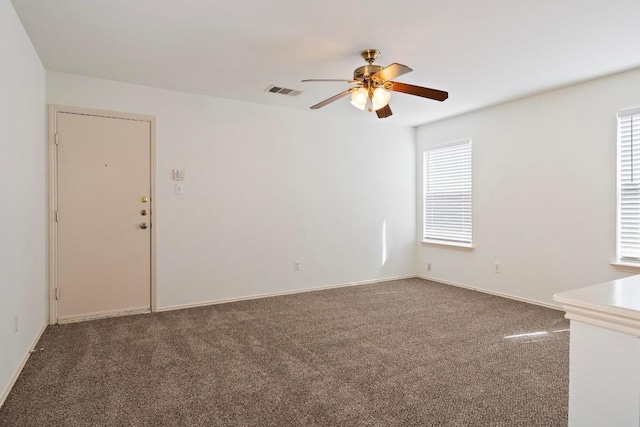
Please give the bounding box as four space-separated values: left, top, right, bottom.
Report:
567 321 640 426
416 67 640 306
47 72 416 309
0 0 47 404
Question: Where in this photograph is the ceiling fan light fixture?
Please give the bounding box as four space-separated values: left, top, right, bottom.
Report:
350 87 368 111
303 49 448 118
371 87 391 111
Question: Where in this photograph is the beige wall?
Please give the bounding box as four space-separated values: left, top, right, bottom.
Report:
416 67 640 306
0 0 47 404
47 72 417 309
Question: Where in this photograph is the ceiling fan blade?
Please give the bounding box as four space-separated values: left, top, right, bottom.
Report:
389 82 448 101
302 79 358 83
310 89 353 109
372 63 413 82
376 104 392 119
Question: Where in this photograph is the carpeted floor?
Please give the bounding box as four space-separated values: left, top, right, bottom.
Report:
0 278 569 426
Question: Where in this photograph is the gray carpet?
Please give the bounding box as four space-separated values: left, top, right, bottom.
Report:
0 278 569 426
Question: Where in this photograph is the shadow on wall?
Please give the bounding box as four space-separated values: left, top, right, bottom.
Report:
382 220 387 266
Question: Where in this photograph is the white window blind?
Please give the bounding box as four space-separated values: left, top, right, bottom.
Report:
618 109 640 260
423 140 472 245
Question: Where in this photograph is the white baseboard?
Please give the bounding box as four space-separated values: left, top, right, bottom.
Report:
157 275 416 312
417 275 563 311
0 323 47 409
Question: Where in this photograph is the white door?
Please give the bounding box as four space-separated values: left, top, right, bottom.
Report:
55 111 152 322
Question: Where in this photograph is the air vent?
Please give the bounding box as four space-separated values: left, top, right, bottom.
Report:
265 85 302 97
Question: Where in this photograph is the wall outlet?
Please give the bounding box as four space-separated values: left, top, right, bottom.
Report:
13 315 18 334
293 261 300 271
427 263 432 272
494 262 501 273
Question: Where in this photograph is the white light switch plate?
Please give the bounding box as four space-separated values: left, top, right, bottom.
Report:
172 169 185 180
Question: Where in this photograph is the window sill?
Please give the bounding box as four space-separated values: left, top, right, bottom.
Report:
611 262 640 273
421 240 474 251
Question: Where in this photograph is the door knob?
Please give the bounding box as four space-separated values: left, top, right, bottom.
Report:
140 222 148 229
140 209 148 216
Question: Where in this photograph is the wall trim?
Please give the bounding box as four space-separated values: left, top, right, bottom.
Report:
417 275 563 311
563 306 640 337
0 323 47 409
158 275 563 313
553 275 640 337
157 275 416 312
610 262 640 274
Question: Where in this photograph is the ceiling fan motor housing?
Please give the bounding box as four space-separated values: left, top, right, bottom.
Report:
355 49 383 81
353 64 383 81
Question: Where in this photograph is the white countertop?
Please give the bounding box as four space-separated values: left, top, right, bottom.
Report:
554 275 640 336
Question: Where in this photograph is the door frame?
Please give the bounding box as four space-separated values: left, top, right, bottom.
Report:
48 105 158 324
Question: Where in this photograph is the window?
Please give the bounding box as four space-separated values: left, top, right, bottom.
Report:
423 140 472 247
618 108 640 262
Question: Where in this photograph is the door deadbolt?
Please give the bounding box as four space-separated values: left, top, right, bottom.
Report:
140 222 148 229
140 209 148 216
140 196 149 203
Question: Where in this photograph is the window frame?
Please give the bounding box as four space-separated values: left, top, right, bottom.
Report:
421 139 473 249
616 107 640 268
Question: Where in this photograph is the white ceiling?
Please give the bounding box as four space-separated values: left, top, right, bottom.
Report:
11 0 640 126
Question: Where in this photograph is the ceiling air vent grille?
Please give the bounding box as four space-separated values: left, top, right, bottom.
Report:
265 85 302 97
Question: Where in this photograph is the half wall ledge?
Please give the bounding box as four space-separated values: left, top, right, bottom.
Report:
553 275 640 337
554 275 640 427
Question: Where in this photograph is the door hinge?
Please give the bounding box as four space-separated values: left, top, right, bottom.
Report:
55 288 60 300
54 133 59 145
55 210 58 222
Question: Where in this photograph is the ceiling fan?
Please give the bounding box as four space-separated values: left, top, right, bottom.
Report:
302 49 448 119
